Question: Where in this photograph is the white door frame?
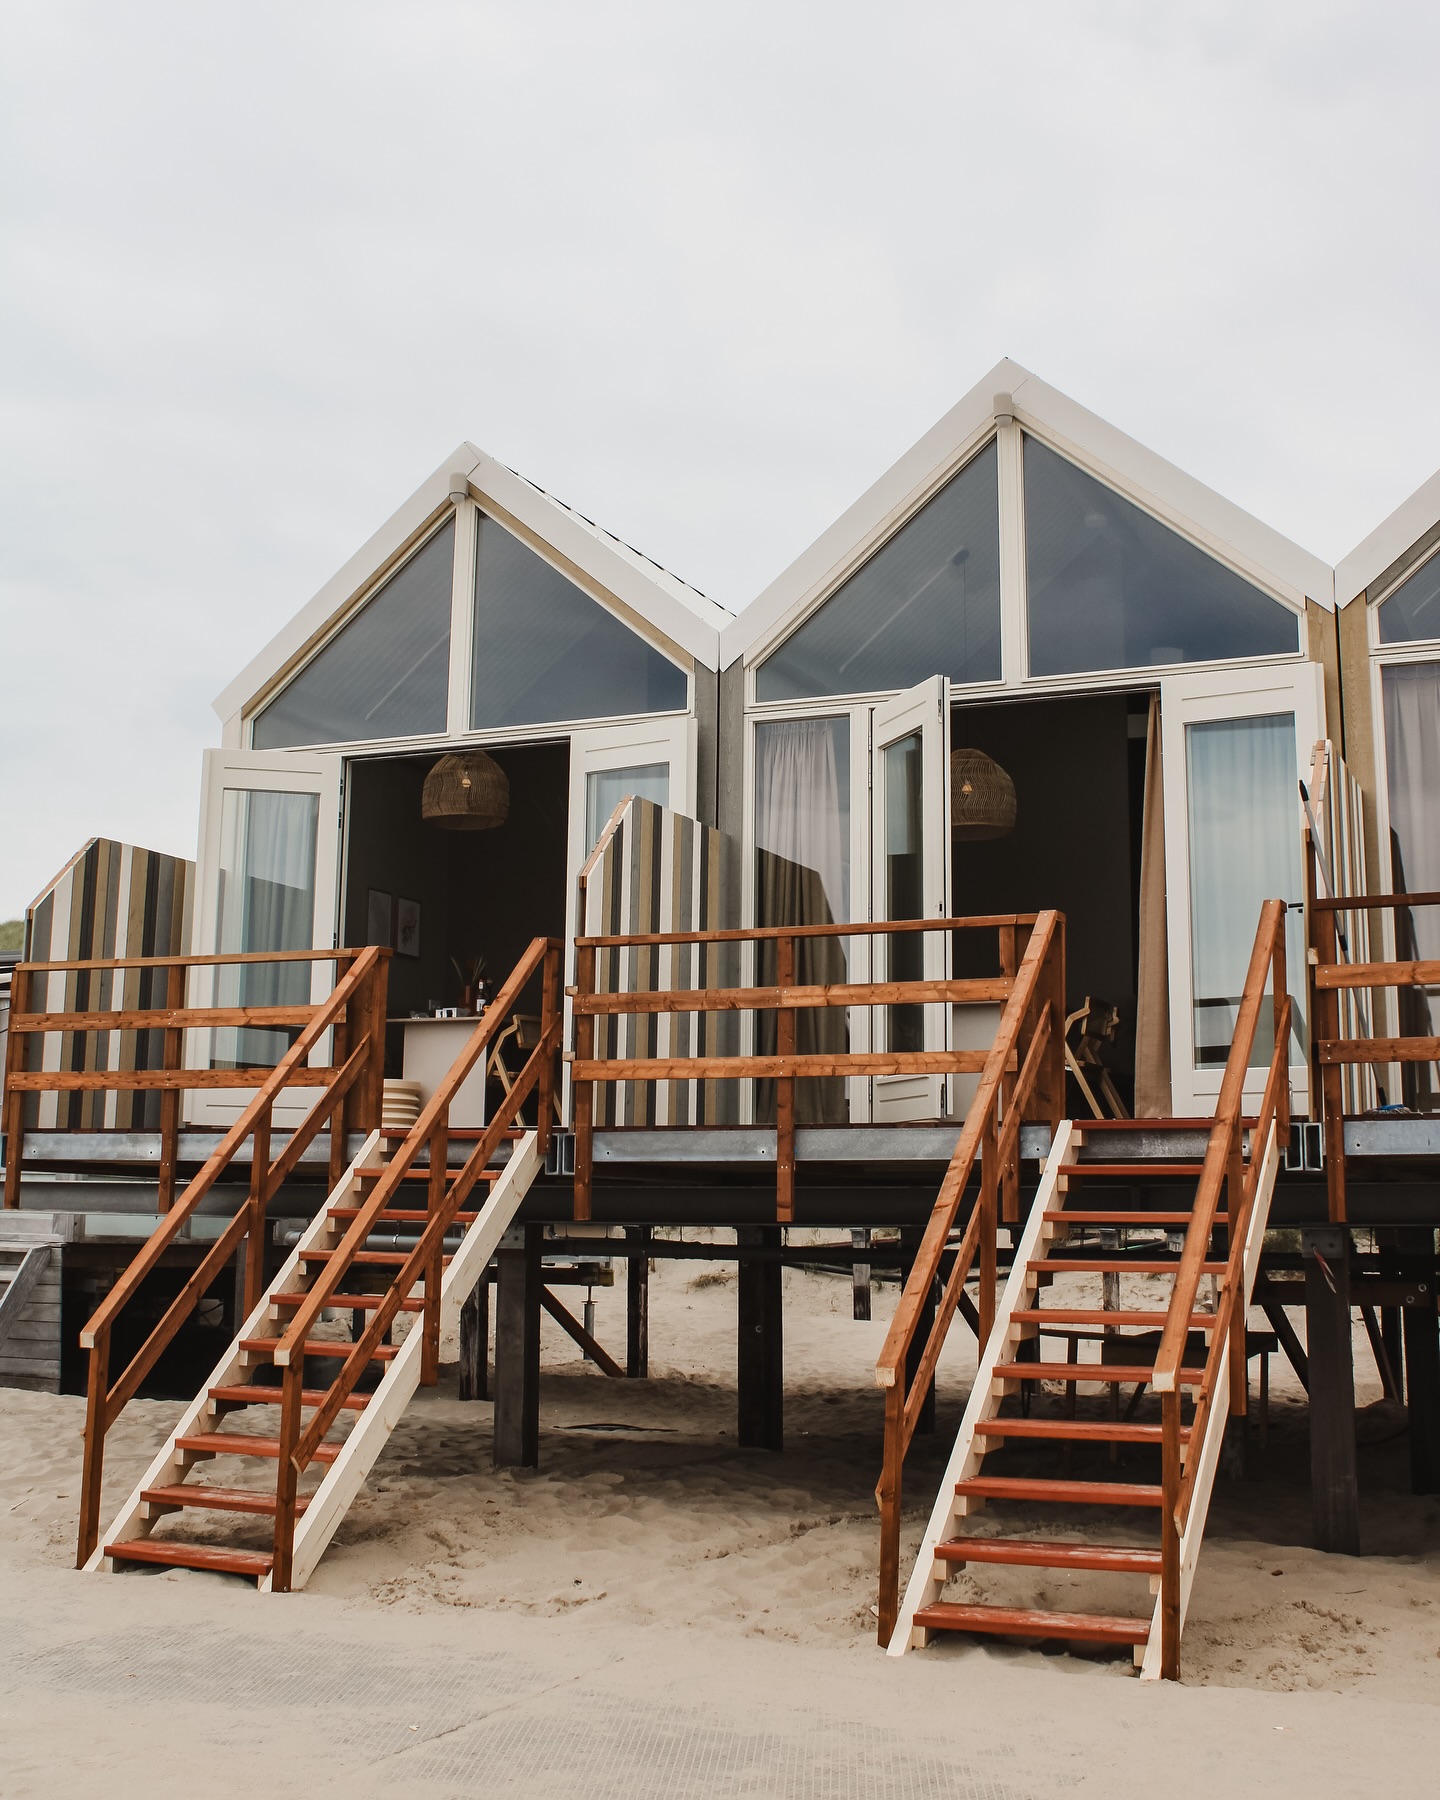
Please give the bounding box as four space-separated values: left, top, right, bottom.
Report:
1160 662 1322 1118
870 675 952 1122
189 747 343 1127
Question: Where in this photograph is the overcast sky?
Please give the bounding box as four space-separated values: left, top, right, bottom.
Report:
2 1 1437 918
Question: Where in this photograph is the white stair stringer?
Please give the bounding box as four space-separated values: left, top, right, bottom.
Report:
886 1120 1077 1656
86 1129 388 1573
1138 1117 1280 1680
261 1126 541 1592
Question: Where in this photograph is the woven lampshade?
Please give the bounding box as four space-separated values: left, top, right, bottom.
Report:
422 750 510 831
950 747 1016 840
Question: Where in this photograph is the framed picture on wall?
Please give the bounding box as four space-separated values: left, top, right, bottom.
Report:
366 889 393 947
396 896 421 958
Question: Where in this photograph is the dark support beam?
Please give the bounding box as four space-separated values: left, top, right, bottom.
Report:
458 1276 488 1402
1382 1305 1405 1405
1303 1226 1360 1555
1396 1228 1440 1495
626 1225 650 1378
901 1227 936 1435
852 1227 872 1321
493 1224 541 1468
1260 1297 1308 1391
737 1225 783 1450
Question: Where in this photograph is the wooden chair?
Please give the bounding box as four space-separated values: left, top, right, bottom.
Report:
486 1014 562 1123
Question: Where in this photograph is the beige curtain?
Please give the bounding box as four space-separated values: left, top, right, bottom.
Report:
1134 693 1172 1118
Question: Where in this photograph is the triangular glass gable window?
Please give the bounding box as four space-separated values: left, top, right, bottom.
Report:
755 441 1002 701
1024 437 1299 676
1377 548 1440 644
253 520 453 749
469 514 687 728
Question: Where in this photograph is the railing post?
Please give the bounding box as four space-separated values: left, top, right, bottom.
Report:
1273 908 1291 1144
330 952 355 1193
573 936 595 1223
997 925 1020 1223
244 1100 273 1319
3 964 30 1209
363 948 389 1132
876 1381 904 1646
1227 1131 1248 1419
537 939 561 1161
422 1117 447 1387
775 933 796 1226
271 1359 304 1592
1160 1388 1182 1679
979 1111 998 1351
156 960 185 1214
76 1326 111 1566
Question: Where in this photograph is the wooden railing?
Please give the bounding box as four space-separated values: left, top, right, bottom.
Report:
266 934 562 1589
871 911 1066 1642
3 946 388 1210
1305 828 1440 1223
57 946 391 1565
570 911 1059 1224
1152 898 1290 1680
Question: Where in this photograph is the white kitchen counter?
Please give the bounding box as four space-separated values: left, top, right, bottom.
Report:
398 1015 488 1127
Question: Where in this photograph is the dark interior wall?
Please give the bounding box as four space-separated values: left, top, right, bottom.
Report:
951 693 1146 1028
342 743 570 1022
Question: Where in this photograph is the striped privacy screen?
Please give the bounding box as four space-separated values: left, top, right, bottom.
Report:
580 797 739 1127
23 838 194 1130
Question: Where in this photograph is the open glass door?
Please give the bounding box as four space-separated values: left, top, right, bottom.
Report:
870 675 951 1122
189 748 342 1127
1161 663 1321 1118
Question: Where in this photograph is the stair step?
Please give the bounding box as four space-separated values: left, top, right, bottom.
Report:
106 1540 274 1578
1045 1212 1228 1227
1012 1309 1217 1329
270 1291 425 1313
913 1601 1150 1646
992 1362 1203 1385
935 1537 1162 1574
300 1249 452 1268
328 1207 480 1226
956 1476 1163 1507
1030 1260 1227 1275
140 1483 313 1517
209 1384 369 1412
1060 1163 1207 1179
973 1418 1190 1444
175 1432 342 1463
239 1337 398 1362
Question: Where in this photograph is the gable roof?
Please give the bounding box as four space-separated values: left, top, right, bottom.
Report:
213 442 729 728
721 358 1336 671
1335 464 1440 608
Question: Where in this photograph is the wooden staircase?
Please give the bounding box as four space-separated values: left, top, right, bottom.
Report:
89 1124 541 1588
885 899 1292 1679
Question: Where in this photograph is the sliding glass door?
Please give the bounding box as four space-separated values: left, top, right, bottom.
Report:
1161 665 1321 1116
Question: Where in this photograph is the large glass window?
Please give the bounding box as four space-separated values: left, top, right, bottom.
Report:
254 521 453 749
1377 549 1440 644
212 787 319 1066
1025 438 1299 676
1381 662 1440 1106
471 514 687 729
1185 714 1302 1068
755 443 1001 701
753 716 851 1123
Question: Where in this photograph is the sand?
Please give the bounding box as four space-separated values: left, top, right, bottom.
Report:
3 1252 1440 1795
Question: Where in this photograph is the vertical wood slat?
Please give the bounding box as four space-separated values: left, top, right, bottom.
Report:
156 961 185 1213
572 939 596 1222
775 933 795 1224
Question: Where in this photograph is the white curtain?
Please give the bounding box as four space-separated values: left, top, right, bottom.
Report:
1382 664 1440 1100
1185 713 1302 1068
754 718 849 926
215 788 319 1061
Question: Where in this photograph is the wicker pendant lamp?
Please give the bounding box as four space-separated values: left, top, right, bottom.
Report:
950 747 1016 841
422 750 510 831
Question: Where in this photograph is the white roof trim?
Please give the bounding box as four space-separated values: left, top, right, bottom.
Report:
721 358 1336 669
213 443 725 724
1335 465 1440 607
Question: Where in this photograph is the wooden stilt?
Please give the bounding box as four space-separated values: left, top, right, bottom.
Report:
626 1225 650 1378
851 1227 872 1321
493 1224 541 1468
458 1277 489 1402
901 1226 935 1436
1303 1226 1359 1554
737 1225 783 1450
1397 1228 1440 1495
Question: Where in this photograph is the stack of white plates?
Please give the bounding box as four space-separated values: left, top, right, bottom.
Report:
381 1079 423 1133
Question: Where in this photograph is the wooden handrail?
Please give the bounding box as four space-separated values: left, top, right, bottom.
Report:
575 913 1041 950
871 910 1066 1643
17 947 363 973
70 944 389 1566
266 937 563 1590
1310 889 1440 914
571 976 1016 1015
